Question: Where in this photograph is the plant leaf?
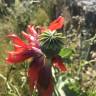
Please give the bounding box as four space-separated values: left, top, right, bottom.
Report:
59 48 74 58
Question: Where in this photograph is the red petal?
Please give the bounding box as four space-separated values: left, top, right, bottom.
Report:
52 56 67 72
22 31 40 48
28 57 45 91
7 34 27 48
39 27 46 33
38 83 53 96
22 31 35 42
13 44 23 51
27 25 38 38
37 66 53 96
43 84 53 96
36 26 46 34
6 49 29 63
28 65 39 91
48 16 64 31
6 47 43 63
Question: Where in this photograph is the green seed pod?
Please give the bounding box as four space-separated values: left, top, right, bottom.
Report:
39 30 64 57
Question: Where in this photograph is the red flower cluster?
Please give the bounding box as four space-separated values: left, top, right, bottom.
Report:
6 16 67 96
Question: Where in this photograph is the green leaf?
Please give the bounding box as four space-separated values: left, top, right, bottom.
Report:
59 48 74 58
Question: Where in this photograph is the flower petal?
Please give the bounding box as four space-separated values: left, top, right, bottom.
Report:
6 49 30 63
7 34 27 48
13 44 23 51
43 84 53 96
38 83 53 96
6 47 43 63
28 65 39 91
36 26 46 33
22 31 40 48
22 31 35 42
37 66 53 96
48 16 64 31
52 56 67 72
27 25 38 38
28 57 45 91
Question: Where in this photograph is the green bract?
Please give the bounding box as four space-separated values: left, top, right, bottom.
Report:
39 30 64 57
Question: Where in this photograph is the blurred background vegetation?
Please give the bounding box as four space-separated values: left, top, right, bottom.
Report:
0 0 96 96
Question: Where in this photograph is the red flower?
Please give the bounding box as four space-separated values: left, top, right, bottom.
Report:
6 16 66 96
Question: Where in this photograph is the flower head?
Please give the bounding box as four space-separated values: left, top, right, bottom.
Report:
6 16 66 96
